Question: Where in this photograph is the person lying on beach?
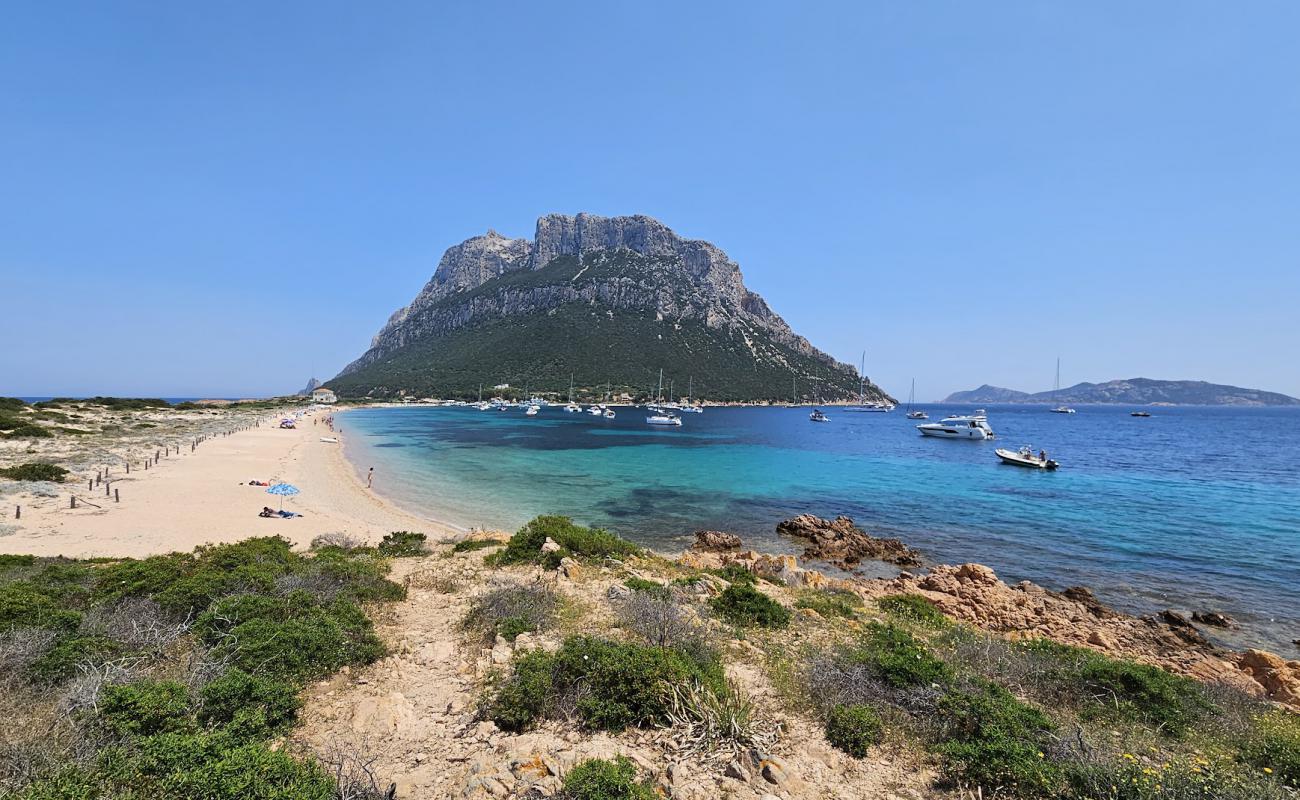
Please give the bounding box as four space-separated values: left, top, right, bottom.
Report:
247 480 270 486
258 507 276 518
277 510 299 518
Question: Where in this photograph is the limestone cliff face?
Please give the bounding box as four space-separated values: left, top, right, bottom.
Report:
342 213 853 381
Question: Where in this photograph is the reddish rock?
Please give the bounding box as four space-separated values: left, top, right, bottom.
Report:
692 530 742 551
775 514 921 568
1237 649 1300 706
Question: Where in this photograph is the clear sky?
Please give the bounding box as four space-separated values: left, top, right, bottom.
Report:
3 2 1298 400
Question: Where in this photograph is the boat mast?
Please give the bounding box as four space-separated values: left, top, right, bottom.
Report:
657 368 664 403
687 376 693 405
859 350 866 405
907 378 915 413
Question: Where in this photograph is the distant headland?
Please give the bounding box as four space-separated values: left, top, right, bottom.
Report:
944 378 1300 406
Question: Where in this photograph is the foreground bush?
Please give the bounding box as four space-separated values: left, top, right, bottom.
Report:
850 623 950 688
935 680 1061 795
0 462 68 482
462 582 562 644
561 756 655 800
877 593 949 627
378 530 428 557
709 583 790 629
489 515 640 568
825 704 884 758
489 635 726 732
0 537 405 798
1065 755 1292 800
1241 709 1300 788
795 588 862 619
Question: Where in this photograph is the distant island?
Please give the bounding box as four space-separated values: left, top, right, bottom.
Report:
327 213 892 404
944 378 1300 407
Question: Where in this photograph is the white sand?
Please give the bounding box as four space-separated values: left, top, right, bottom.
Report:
0 410 457 559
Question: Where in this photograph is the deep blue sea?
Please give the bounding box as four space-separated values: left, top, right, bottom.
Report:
342 404 1300 651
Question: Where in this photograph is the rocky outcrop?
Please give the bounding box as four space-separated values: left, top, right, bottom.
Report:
776 514 921 569
1237 650 1300 706
691 530 742 552
945 378 1300 406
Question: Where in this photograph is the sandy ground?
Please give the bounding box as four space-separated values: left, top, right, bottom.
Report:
0 410 456 559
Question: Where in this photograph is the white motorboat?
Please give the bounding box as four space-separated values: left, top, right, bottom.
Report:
565 403 581 413
845 402 894 412
917 414 995 440
646 412 682 427
1130 410 1152 417
996 446 1059 470
525 405 541 416
603 409 616 419
809 409 831 423
319 436 338 443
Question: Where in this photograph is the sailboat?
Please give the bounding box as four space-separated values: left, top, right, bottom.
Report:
1050 359 1076 414
844 351 894 412
680 376 703 412
564 374 581 412
905 379 927 419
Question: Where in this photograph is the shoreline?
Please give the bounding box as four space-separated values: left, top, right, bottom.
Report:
0 406 457 559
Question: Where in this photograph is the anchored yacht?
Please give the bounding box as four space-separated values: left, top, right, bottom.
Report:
917 414 995 440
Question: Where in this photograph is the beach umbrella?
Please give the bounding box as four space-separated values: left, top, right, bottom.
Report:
266 482 300 510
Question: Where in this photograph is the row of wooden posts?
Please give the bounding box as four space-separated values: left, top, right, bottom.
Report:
13 416 271 521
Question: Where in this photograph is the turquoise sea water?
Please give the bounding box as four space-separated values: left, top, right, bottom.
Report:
342 404 1300 651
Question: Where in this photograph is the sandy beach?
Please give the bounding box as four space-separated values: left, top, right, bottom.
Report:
0 408 456 559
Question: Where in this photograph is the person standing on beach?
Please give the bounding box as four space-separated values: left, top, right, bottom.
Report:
367 467 374 488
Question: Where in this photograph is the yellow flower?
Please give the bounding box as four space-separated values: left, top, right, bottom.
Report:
1264 767 1273 774
1123 753 1135 760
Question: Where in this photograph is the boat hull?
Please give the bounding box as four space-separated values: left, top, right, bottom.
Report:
996 448 1059 470
918 425 989 440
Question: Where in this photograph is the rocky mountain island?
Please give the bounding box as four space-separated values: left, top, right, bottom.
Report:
945 378 1300 406
329 214 888 403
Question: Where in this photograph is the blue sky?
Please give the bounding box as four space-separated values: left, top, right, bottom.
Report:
3 2 1298 400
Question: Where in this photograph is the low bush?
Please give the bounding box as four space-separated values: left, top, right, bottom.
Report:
935 680 1061 795
623 576 670 600
1074 655 1206 735
0 462 68 482
825 704 884 758
199 669 301 735
30 633 120 683
377 531 428 557
462 582 562 644
615 588 715 666
561 756 655 800
877 593 949 627
0 581 83 631
195 592 385 681
709 583 790 629
489 635 725 733
488 515 640 568
451 538 503 553
795 588 862 619
1065 754 1292 800
708 563 758 586
0 423 52 439
1240 709 1300 788
99 680 194 736
847 623 950 688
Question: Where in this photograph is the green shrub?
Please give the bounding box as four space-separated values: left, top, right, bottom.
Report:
0 581 84 633
490 635 725 733
935 680 1060 795
199 669 301 735
623 577 670 600
795 588 862 619
0 423 52 438
0 397 28 412
847 623 950 688
709 583 790 629
488 515 639 568
30 634 121 684
708 563 757 586
825 704 884 757
451 538 502 553
1075 656 1205 735
561 756 655 800
1066 755 1290 800
99 681 194 736
489 648 558 733
94 553 195 603
878 593 949 627
195 593 384 681
133 731 336 799
378 531 428 557
462 583 562 645
0 462 68 482
1241 709 1300 788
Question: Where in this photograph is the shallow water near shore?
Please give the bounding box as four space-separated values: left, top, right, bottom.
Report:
342 404 1300 652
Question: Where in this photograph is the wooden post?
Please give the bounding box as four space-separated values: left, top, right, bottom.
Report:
105 482 110 497
70 496 76 509
89 480 93 492
14 506 18 520
115 489 119 503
